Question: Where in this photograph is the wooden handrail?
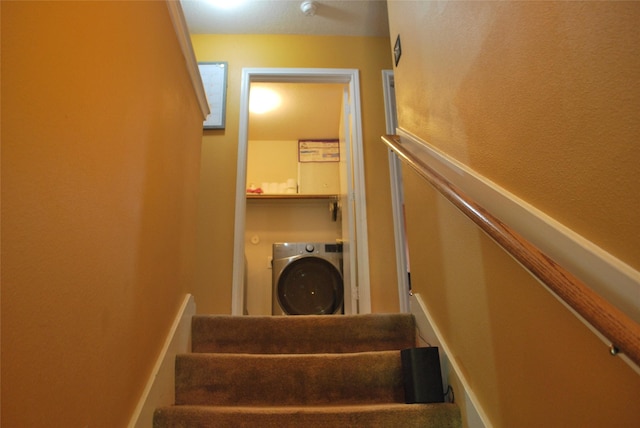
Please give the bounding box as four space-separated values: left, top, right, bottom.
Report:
382 134 640 368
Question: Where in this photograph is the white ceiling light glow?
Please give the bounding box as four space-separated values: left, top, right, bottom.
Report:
181 0 390 37
205 0 246 9
249 87 281 114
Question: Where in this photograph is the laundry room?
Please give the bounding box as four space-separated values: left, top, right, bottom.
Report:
244 82 346 315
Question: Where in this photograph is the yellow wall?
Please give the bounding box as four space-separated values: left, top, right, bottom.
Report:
247 140 301 189
388 1 640 426
389 1 639 269
2 1 203 426
191 35 398 314
403 166 640 427
248 140 340 194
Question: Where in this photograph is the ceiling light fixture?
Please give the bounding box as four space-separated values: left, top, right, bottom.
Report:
300 1 317 16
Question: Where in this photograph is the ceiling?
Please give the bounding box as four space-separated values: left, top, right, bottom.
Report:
181 0 390 37
248 83 344 141
183 0 391 140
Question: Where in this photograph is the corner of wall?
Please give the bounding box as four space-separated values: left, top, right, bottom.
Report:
165 0 209 119
410 293 490 428
128 294 196 428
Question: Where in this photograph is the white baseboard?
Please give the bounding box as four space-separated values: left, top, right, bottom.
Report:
410 293 491 428
128 294 196 428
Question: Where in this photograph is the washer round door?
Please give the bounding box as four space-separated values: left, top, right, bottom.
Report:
277 257 343 315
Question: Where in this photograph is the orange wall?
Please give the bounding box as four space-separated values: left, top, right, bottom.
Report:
389 1 639 269
388 1 640 426
403 166 640 427
2 2 203 426
191 35 398 314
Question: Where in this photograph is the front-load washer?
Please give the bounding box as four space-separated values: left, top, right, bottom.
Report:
272 242 343 315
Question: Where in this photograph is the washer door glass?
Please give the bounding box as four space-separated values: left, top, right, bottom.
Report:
277 257 343 315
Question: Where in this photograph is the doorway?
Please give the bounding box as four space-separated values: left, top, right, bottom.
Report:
245 82 343 315
231 68 371 316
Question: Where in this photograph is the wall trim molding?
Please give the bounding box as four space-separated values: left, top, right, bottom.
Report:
395 128 640 325
165 0 209 120
410 293 490 428
382 70 411 313
128 294 195 428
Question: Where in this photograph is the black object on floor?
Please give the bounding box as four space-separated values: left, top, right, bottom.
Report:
401 347 444 404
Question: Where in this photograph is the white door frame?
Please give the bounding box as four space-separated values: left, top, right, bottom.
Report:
231 68 371 316
382 70 410 313
339 86 357 315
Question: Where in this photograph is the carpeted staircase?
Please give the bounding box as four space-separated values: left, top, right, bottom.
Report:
153 314 461 427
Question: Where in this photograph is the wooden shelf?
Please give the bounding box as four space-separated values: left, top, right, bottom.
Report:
246 194 338 200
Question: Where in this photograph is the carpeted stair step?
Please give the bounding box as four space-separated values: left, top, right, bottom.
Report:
153 313 462 428
175 351 404 406
191 313 416 354
153 403 462 428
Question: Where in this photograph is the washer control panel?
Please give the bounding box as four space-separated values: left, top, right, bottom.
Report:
272 242 343 259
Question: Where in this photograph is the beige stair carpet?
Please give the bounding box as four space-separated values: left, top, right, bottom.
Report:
154 314 461 427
